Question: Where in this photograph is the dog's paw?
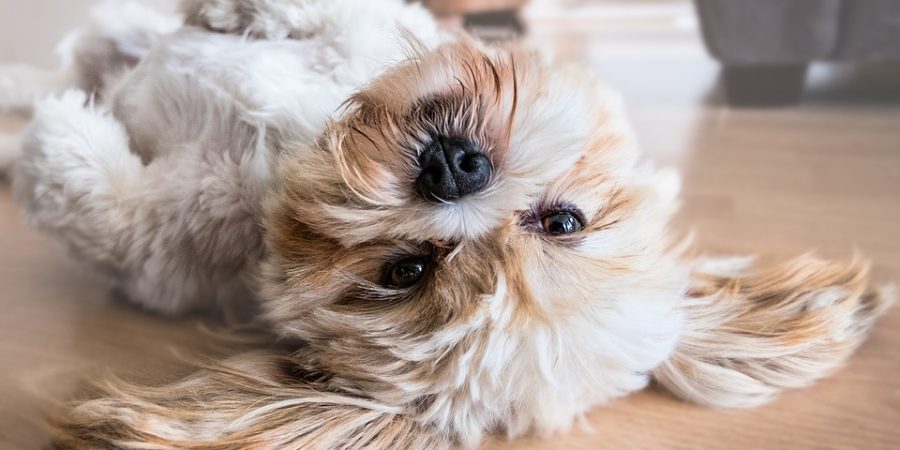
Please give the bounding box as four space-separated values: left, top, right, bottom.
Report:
181 0 319 39
13 90 140 227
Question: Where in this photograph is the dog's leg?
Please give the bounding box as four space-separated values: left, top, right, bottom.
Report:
0 1 178 116
66 1 180 96
181 0 349 39
180 0 435 40
13 90 144 271
13 91 264 314
51 350 449 449
654 255 894 408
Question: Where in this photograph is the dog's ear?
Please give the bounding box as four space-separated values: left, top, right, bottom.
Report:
654 255 893 408
51 351 448 449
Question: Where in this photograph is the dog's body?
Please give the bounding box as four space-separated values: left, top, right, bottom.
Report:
12 0 442 314
2 1 893 448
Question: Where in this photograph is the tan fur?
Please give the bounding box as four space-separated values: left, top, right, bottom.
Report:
51 351 448 449
654 255 894 408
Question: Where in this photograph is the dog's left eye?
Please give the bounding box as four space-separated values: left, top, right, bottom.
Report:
383 256 428 288
541 211 584 235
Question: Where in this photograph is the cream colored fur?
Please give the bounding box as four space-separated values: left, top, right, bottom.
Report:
0 1 892 448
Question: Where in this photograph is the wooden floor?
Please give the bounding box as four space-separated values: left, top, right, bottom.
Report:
2 2 899 449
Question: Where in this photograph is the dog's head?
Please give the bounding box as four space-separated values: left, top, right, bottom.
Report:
261 39 684 441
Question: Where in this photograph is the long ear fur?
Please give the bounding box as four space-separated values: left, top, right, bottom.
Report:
654 255 894 408
50 351 448 449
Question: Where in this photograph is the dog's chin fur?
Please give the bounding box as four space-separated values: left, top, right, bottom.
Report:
2 1 893 448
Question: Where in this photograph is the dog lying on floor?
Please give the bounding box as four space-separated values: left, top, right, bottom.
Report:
1 0 893 448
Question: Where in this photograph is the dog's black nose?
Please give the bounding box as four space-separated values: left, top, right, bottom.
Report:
416 137 492 202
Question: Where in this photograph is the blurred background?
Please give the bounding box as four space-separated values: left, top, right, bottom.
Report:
0 0 898 449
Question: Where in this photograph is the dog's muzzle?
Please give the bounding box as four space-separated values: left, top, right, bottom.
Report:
415 137 491 202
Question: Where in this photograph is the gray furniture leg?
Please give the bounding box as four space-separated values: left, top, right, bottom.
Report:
721 64 808 106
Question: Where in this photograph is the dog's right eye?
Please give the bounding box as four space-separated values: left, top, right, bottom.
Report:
383 256 428 289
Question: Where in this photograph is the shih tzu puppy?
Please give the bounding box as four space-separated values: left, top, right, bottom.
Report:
2 0 893 448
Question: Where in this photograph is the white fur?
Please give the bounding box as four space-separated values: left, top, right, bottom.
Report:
11 0 443 313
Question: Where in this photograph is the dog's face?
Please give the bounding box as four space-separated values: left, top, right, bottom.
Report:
262 40 684 440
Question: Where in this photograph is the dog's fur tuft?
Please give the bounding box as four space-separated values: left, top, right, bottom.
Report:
51 351 448 449
655 255 894 408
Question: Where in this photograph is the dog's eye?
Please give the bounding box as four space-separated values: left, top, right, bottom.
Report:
541 211 584 235
384 256 428 288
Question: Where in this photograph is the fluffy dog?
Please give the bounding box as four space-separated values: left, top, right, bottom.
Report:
2 0 893 448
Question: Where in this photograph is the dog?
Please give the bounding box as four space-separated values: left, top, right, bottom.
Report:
2 0 893 448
